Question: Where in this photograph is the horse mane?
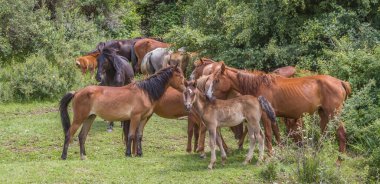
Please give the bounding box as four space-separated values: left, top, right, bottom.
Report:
195 75 209 92
236 71 275 95
136 66 175 102
194 58 215 67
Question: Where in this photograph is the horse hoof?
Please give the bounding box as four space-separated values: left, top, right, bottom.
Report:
243 159 251 165
199 153 206 159
221 157 227 166
186 148 191 153
208 163 214 170
80 155 87 160
61 156 67 160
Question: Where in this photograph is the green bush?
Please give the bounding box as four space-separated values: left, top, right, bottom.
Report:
1 53 80 101
260 162 278 182
367 148 380 183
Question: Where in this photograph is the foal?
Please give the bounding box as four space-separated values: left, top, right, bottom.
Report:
183 81 276 169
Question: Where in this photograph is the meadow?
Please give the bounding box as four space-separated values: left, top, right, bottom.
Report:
0 101 368 183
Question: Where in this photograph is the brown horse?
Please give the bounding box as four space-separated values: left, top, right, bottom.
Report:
183 80 276 169
272 66 296 78
163 50 191 76
59 65 185 160
133 38 170 73
75 52 99 76
191 58 282 152
205 62 351 163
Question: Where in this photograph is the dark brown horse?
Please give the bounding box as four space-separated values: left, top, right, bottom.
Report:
133 38 170 73
205 62 351 163
59 65 185 160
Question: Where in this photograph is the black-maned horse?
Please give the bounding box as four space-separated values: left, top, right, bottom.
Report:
96 47 135 132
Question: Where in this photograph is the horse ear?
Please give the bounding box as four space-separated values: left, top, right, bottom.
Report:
220 62 225 74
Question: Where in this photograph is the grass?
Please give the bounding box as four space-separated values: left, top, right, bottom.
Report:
0 101 369 183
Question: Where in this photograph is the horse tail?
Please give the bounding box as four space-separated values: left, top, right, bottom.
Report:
59 92 75 135
147 52 154 73
258 96 276 125
131 42 138 72
341 81 352 100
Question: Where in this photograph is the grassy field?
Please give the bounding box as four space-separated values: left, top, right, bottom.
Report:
0 101 368 183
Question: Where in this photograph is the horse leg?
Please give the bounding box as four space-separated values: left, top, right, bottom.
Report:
126 116 139 157
186 118 194 153
122 120 131 148
197 120 207 158
193 123 199 153
136 116 151 157
336 122 346 165
261 114 274 155
216 128 227 165
243 124 256 165
78 115 96 160
107 121 114 132
61 115 86 160
219 130 229 154
208 124 217 169
238 125 248 150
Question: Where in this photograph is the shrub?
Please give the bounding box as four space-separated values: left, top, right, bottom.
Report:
367 147 380 183
260 162 278 182
1 53 80 101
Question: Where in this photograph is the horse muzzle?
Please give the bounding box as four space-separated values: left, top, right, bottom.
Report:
184 104 192 112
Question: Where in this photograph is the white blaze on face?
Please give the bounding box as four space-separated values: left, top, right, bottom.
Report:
206 82 213 99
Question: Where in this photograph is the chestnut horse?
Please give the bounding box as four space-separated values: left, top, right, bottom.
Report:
183 80 276 169
191 58 281 152
163 50 191 76
59 65 185 160
205 62 351 163
75 52 99 76
272 66 296 78
133 38 170 73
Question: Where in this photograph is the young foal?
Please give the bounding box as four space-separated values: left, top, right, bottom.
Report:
183 80 276 169
59 65 185 160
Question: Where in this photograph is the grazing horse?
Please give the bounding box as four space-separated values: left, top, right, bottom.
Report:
140 48 171 75
96 48 135 131
163 49 191 77
133 38 170 73
59 65 185 160
272 66 296 78
75 52 99 76
205 62 352 163
183 80 276 169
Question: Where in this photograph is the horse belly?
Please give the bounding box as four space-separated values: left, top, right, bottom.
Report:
92 104 133 121
218 112 245 127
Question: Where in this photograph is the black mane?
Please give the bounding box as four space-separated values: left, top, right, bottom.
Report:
137 66 175 102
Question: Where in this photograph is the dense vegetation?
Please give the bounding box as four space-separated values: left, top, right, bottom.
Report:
0 0 379 182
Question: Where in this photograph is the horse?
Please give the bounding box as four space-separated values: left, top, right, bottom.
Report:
75 52 99 76
140 48 171 75
96 48 134 87
205 62 352 164
163 49 191 77
272 66 296 78
88 37 145 73
96 47 135 132
133 38 170 73
183 80 276 169
59 65 185 160
191 58 282 153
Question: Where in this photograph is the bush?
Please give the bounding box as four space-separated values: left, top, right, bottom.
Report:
260 162 278 182
0 53 80 102
367 148 380 183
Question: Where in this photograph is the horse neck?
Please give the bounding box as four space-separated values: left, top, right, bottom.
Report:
193 89 208 114
225 69 242 93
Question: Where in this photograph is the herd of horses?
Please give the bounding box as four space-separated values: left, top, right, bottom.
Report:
64 37 351 169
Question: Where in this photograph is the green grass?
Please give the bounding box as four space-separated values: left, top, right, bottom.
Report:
0 102 368 183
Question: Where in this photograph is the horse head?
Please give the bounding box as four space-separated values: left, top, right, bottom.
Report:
183 80 197 111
